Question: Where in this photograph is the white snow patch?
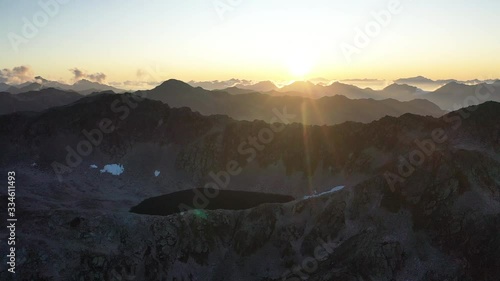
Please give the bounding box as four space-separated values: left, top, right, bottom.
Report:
90 164 98 169
303 186 345 199
100 164 124 176
154 170 161 177
31 162 37 167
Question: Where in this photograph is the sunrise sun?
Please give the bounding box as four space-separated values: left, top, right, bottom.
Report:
286 55 314 78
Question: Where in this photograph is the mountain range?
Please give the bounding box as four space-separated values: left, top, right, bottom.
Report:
4 76 124 95
3 76 500 111
140 79 445 125
4 77 500 121
223 79 500 110
394 75 500 91
189 76 499 92
0 88 83 115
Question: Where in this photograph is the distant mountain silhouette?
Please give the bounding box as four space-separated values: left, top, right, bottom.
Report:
382 83 424 101
235 80 278 92
7 82 44 94
35 76 72 90
425 82 500 110
393 76 458 91
278 81 319 95
327 81 378 99
434 81 474 95
274 80 375 99
141 79 445 125
0 88 83 115
395 76 457 85
199 79 500 111
191 80 278 92
214 87 256 95
5 77 500 117
71 79 124 94
395 76 438 84
2 77 124 95
274 81 407 99
0 82 10 92
188 79 251 90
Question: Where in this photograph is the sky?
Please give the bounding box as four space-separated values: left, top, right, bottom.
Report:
1 0 500 89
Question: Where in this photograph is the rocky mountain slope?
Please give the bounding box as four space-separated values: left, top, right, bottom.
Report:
0 96 498 280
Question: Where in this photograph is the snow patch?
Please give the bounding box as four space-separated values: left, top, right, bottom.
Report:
90 164 98 169
303 186 345 199
154 170 161 177
100 164 124 176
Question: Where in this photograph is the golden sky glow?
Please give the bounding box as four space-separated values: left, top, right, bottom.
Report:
1 0 500 89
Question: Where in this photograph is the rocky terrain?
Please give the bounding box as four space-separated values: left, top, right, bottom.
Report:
0 95 499 280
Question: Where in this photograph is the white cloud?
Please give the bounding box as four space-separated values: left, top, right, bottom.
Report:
0 65 34 85
69 68 107 83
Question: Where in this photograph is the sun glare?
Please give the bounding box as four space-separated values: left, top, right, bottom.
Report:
286 55 313 78
288 58 312 78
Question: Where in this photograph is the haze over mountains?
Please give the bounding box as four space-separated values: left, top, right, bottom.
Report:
3 75 500 119
394 76 500 91
189 76 500 92
206 78 500 110
5 73 491 104
139 79 445 125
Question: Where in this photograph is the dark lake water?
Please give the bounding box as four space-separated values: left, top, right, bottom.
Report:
130 188 295 216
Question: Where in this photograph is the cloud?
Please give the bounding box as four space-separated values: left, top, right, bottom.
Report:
188 79 253 90
69 68 107 83
109 80 160 90
337 78 389 89
0 65 34 85
341 78 385 82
